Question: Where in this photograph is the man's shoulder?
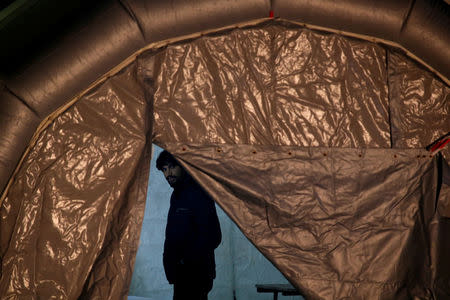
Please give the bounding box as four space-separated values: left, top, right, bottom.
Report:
180 179 214 206
186 181 209 199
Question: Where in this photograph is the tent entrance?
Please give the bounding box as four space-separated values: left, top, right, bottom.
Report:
128 144 303 300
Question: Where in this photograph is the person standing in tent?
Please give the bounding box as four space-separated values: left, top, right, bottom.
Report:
156 150 222 300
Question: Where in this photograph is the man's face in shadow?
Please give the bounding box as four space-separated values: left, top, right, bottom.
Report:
162 163 185 187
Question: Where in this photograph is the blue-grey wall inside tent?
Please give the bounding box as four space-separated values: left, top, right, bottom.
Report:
1 0 449 200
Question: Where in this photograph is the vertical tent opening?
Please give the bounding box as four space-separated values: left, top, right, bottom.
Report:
128 144 304 300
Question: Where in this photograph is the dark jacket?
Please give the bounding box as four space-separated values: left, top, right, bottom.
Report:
163 176 222 284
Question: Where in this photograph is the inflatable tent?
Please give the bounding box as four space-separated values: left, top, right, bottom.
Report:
0 0 449 299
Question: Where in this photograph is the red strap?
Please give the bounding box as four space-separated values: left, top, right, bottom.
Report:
431 138 450 152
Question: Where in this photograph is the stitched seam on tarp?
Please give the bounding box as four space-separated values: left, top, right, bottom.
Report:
386 50 394 148
400 0 416 33
118 0 146 41
3 84 39 118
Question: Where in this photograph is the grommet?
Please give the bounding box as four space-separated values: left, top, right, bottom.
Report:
252 150 257 154
323 153 327 156
422 155 426 158
182 147 186 151
394 154 397 158
358 154 362 158
288 152 292 155
417 155 421 158
217 148 222 153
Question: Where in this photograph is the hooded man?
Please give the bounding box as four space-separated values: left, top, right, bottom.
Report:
156 150 222 300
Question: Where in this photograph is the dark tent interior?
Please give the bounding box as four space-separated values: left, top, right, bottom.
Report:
1 1 449 299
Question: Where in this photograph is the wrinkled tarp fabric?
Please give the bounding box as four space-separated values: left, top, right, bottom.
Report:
152 24 392 148
152 24 449 156
0 64 151 299
0 23 448 300
388 50 450 154
166 144 442 300
151 24 449 299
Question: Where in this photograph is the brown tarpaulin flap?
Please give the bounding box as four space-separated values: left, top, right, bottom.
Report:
166 144 443 299
0 63 152 299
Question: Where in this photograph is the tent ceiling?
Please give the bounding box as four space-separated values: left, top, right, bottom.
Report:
1 0 449 79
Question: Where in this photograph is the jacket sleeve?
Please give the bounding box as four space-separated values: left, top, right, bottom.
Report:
163 239 176 284
189 187 222 258
163 196 193 284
